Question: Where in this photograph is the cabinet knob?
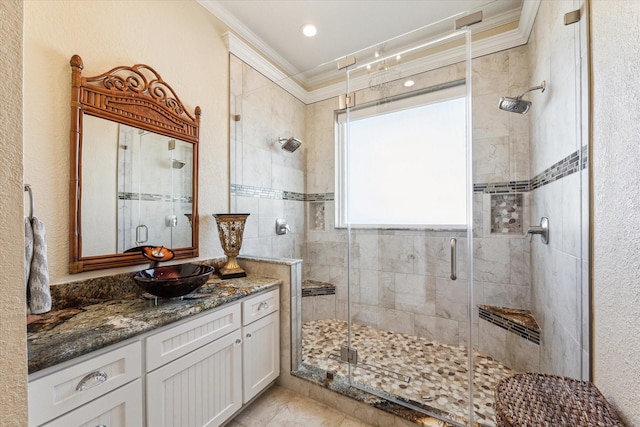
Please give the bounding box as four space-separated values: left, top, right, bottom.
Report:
246 333 252 338
258 301 269 311
235 339 242 345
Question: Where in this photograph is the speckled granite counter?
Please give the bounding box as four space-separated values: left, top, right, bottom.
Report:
27 273 281 374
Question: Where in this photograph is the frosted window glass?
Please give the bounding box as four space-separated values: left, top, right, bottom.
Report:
344 96 466 227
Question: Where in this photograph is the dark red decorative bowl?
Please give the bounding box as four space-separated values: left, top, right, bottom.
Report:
134 264 214 298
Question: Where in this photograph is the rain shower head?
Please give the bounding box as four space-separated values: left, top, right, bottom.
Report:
498 97 532 114
278 137 302 152
498 80 546 114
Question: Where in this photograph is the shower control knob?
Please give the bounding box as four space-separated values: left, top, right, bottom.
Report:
275 218 290 235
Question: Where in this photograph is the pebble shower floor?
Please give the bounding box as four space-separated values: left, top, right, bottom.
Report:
302 319 516 426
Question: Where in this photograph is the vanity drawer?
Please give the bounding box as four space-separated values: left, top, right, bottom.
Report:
242 289 279 326
146 303 241 371
28 341 141 427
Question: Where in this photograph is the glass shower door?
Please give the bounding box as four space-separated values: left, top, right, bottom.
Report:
341 16 475 426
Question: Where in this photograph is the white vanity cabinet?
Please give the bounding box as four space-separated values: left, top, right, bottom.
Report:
28 287 280 427
241 289 280 403
28 341 142 427
145 304 243 427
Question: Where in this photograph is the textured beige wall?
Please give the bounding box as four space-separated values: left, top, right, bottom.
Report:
592 1 640 425
0 1 28 425
24 0 229 285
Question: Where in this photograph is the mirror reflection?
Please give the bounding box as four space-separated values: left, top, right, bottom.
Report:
81 115 193 257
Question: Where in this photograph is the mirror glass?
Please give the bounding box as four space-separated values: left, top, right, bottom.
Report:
81 115 194 257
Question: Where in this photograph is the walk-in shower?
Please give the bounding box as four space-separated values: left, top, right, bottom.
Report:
229 1 589 425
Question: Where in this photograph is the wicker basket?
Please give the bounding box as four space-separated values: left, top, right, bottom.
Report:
494 373 625 427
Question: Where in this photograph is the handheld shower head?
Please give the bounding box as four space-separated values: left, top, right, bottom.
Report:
278 137 302 152
498 80 546 114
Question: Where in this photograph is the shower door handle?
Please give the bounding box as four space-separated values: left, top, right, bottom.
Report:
450 238 457 280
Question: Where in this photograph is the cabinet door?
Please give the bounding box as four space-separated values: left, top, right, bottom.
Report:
242 311 280 403
41 379 142 427
147 329 242 427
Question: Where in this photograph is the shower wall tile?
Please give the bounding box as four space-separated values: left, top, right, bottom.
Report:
561 172 582 258
378 308 413 336
507 45 532 93
378 271 396 310
509 237 531 287
473 238 512 284
472 50 509 97
505 329 540 373
473 136 510 183
314 295 337 320
473 92 510 139
393 273 436 316
357 270 380 306
258 197 284 237
478 319 507 363
435 277 468 322
351 303 378 328
509 133 531 182
272 163 305 193
350 232 380 271
414 314 460 346
306 241 348 268
480 281 530 310
379 234 416 272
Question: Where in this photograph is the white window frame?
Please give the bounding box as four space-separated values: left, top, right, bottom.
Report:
335 81 467 229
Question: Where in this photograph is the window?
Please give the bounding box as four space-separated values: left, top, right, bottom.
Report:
335 84 467 228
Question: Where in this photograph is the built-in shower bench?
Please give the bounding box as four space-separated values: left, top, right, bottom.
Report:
478 305 541 372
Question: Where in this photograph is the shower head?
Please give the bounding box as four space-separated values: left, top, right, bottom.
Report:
498 97 533 114
171 159 186 169
498 80 546 114
278 137 302 152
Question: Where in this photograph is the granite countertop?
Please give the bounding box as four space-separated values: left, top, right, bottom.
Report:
27 274 281 374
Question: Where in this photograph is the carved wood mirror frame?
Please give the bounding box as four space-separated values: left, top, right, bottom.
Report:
69 54 200 273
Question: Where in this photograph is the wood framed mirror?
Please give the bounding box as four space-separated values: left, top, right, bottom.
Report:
69 55 200 273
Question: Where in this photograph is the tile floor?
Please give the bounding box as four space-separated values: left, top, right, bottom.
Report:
302 319 517 427
225 385 373 427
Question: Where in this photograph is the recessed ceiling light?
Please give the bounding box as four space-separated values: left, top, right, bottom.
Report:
301 24 317 37
404 80 415 87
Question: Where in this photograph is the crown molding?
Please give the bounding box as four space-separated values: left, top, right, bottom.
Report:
223 32 308 103
198 0 301 78
215 0 541 105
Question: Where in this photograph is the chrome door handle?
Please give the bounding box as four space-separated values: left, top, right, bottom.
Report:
450 238 457 280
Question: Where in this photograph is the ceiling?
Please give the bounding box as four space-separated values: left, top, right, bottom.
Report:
197 0 537 102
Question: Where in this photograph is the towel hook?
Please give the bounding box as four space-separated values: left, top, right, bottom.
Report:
24 184 34 220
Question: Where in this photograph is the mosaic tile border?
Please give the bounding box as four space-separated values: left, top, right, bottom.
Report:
231 184 334 201
118 192 192 203
479 306 540 345
475 145 588 194
233 147 587 202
